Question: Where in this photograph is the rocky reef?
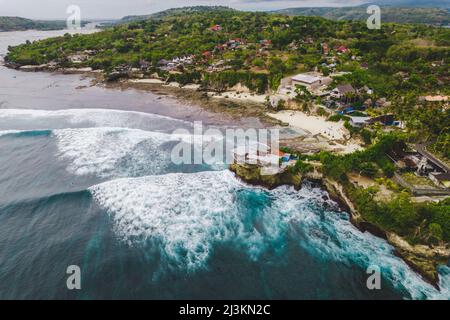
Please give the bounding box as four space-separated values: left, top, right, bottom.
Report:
229 162 449 289
229 162 303 190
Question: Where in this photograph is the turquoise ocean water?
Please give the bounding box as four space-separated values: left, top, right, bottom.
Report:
0 108 448 299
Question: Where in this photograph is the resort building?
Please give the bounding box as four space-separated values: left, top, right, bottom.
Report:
330 84 356 99
290 73 332 90
367 114 395 126
349 116 371 128
209 25 222 31
291 74 322 89
321 42 330 55
335 45 349 54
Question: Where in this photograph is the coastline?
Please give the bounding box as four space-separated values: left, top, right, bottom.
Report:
20 66 363 155
3 63 449 291
321 177 449 290
229 162 449 289
2 61 281 126
0 64 275 128
105 79 281 125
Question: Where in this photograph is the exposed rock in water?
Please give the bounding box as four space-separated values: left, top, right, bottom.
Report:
321 178 448 289
387 232 449 289
18 64 48 72
230 164 449 289
229 163 302 190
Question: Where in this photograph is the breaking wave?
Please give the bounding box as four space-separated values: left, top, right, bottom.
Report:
89 170 449 299
89 171 260 272
0 108 191 132
0 126 219 178
53 127 175 178
52 127 227 178
2 108 448 299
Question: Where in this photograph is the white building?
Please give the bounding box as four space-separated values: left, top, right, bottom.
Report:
233 142 280 167
349 116 371 128
291 74 323 89
284 73 332 96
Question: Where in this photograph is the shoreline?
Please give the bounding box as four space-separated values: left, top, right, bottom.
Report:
229 162 449 289
4 64 449 290
321 177 448 290
110 78 365 155
0 65 352 148
104 78 283 127
0 64 275 128
2 62 281 126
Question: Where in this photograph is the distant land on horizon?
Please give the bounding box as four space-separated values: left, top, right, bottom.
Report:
0 16 68 32
0 16 91 32
117 4 449 26
2 2 449 32
274 5 450 25
119 6 237 23
366 0 449 8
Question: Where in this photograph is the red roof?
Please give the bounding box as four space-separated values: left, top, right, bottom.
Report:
336 46 349 53
209 25 222 31
271 149 287 157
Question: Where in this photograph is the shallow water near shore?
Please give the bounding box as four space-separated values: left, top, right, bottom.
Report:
0 29 449 300
0 29 266 129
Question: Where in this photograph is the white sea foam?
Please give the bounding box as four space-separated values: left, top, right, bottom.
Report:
0 108 183 122
1 124 226 177
0 108 191 131
0 130 21 137
270 186 449 300
89 173 449 299
89 170 257 271
53 127 189 177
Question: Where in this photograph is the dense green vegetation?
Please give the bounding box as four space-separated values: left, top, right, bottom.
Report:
320 133 400 181
0 16 68 31
119 6 237 23
6 10 449 94
284 132 449 245
275 6 450 25
319 133 449 245
389 97 449 155
6 8 448 157
349 184 450 245
4 6 448 254
430 128 450 159
202 71 268 94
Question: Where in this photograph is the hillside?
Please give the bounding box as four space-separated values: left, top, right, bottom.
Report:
6 9 449 99
274 6 450 25
370 0 450 8
0 16 68 31
5 9 449 260
120 6 237 23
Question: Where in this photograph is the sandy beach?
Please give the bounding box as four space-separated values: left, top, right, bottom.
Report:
267 110 348 140
127 78 268 103
267 110 363 154
208 91 268 104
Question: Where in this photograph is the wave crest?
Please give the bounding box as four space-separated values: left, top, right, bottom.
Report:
53 127 174 178
89 170 260 271
90 173 449 299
